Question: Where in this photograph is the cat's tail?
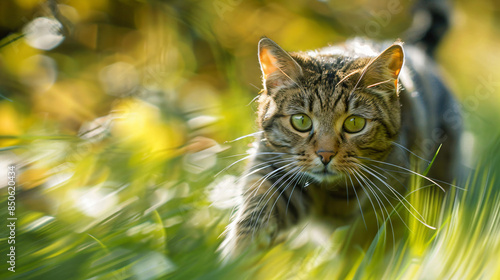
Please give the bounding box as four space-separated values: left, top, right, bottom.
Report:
404 0 452 57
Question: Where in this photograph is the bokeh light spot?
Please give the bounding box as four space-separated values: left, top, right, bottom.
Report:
23 17 65 50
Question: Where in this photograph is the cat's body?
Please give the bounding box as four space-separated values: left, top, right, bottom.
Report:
220 4 461 259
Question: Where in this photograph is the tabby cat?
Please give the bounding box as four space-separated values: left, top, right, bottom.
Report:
220 6 461 260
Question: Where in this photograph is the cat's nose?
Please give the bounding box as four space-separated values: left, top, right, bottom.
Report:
316 150 335 165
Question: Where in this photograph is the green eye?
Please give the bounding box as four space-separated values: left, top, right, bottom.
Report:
343 115 366 133
290 114 312 132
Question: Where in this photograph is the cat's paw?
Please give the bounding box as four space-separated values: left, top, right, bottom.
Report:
218 213 278 262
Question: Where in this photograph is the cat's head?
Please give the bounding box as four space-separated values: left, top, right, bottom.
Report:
256 38 404 184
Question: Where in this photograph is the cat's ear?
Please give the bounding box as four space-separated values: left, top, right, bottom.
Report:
258 38 303 91
358 42 404 94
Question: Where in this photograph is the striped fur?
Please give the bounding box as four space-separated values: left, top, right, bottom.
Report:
219 37 462 260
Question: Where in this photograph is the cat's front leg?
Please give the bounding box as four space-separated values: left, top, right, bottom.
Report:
219 174 287 260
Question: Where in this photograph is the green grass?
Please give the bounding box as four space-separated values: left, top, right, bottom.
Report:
1 105 499 279
1 0 500 279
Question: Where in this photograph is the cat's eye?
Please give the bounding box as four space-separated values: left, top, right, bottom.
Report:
290 114 312 132
343 115 366 133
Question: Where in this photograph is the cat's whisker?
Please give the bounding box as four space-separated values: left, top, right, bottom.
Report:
221 151 289 159
346 170 367 228
366 79 392 89
246 162 297 207
215 154 259 177
358 164 420 218
225 161 292 221
357 164 434 230
247 93 261 106
369 163 464 191
346 168 367 229
358 163 404 201
255 165 300 218
246 161 297 199
246 165 296 237
251 165 300 237
238 158 297 186
286 168 307 217
405 184 440 196
226 160 293 220
354 169 401 223
348 64 369 99
335 70 360 88
240 160 297 191
352 169 397 248
350 168 383 233
275 66 309 99
390 141 431 164
343 173 350 204
360 163 388 180
216 152 293 178
355 171 385 232
361 162 464 231
252 152 292 155
353 169 389 217
355 157 447 192
361 163 408 192
355 170 395 244
266 166 305 225
225 131 265 143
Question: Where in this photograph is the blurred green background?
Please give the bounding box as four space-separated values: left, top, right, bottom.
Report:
0 0 499 279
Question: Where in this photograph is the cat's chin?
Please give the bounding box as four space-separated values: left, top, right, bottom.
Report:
307 170 344 184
